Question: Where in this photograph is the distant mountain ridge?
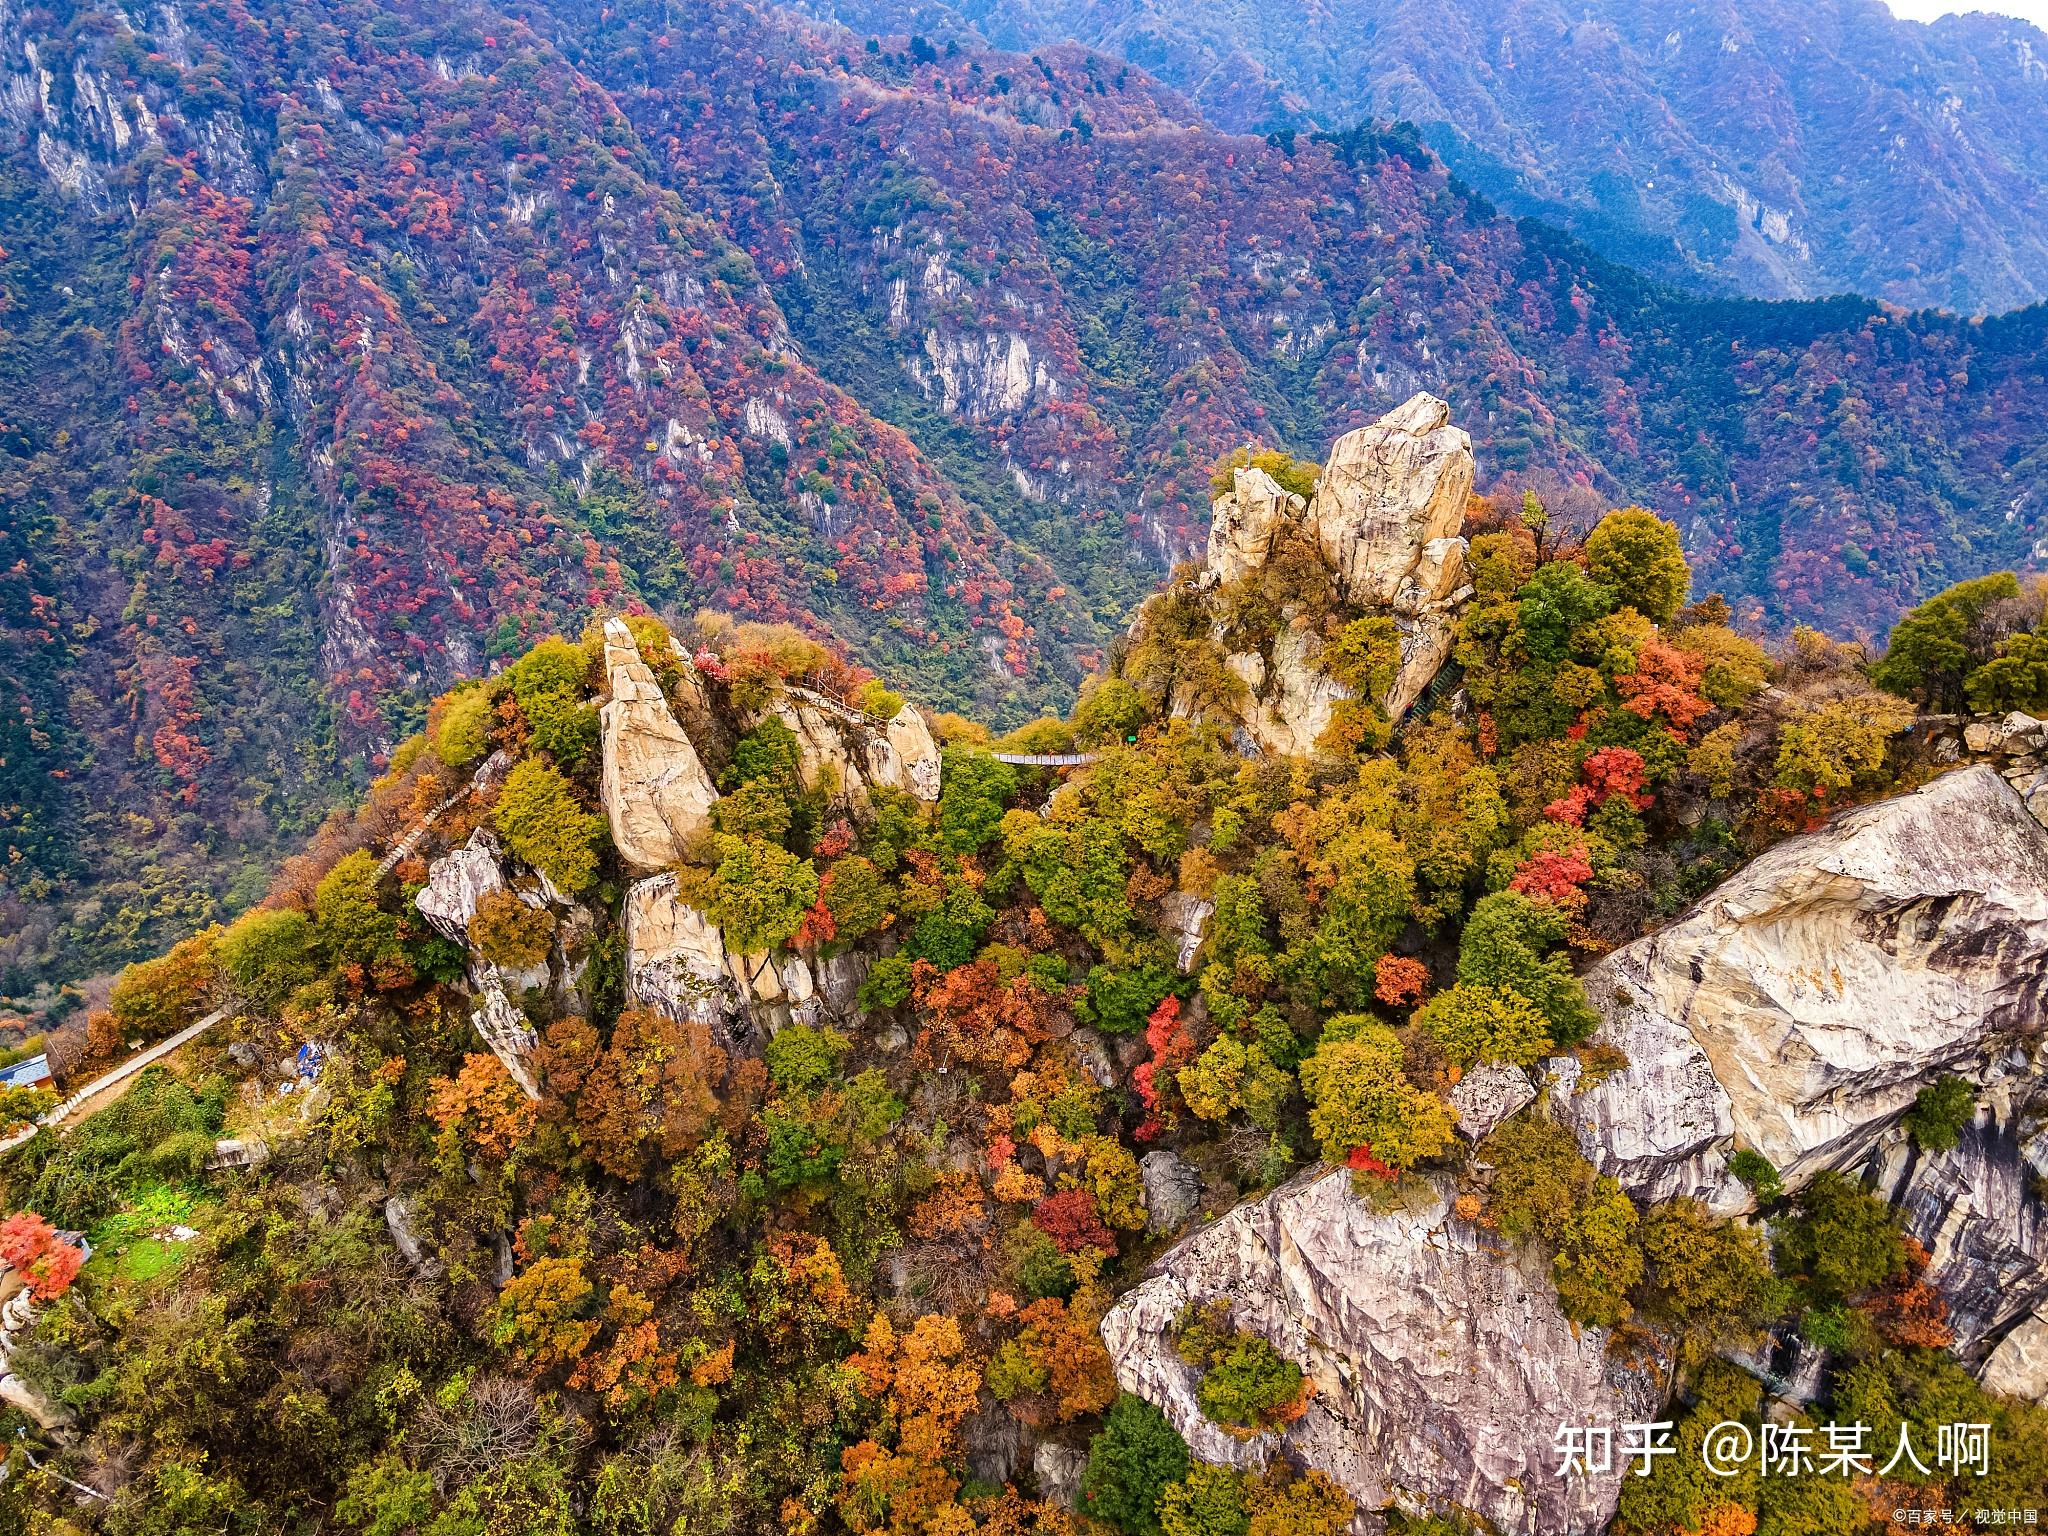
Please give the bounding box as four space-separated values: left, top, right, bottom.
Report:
801 0 2048 313
2 0 2046 993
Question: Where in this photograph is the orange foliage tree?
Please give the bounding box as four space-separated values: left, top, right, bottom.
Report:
839 1312 984 1535
428 1053 539 1159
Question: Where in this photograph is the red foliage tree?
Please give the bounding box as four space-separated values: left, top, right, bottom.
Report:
1031 1188 1117 1257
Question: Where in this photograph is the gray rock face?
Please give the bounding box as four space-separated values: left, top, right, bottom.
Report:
1140 1150 1204 1236
1228 623 1352 760
1981 1309 2048 1403
598 617 720 873
1032 1442 1089 1511
1159 891 1214 974
471 970 541 1099
622 873 747 1046
1872 1079 2048 1361
1558 765 2048 1209
1448 1062 1538 1142
415 829 507 942
1099 1170 1662 1535
1205 466 1306 587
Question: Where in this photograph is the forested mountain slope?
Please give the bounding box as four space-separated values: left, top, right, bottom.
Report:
1 415 2044 1533
800 0 2048 312
3 0 2047 996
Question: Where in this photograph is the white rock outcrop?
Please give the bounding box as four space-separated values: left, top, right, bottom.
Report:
599 617 720 873
878 702 943 801
1309 392 1474 609
623 873 742 1035
1204 466 1306 587
471 970 541 1099
1981 1310 2048 1403
1557 765 2048 1211
414 829 508 942
764 689 942 806
1448 1061 1539 1142
1229 624 1351 759
1100 1169 1661 1535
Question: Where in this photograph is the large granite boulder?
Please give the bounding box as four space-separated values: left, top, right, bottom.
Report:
1205 465 1306 587
1306 392 1473 610
1554 763 2048 1360
598 617 719 873
1099 1169 1663 1535
1558 765 2048 1207
414 829 508 942
623 873 744 1042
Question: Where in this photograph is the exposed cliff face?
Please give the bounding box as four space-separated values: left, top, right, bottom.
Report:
1553 761 2048 1359
1100 1169 1663 1535
1557 764 2048 1206
1173 392 1475 756
763 687 944 807
599 619 722 874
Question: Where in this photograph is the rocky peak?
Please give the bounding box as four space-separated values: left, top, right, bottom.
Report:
1306 390 1474 610
1204 465 1306 588
1182 393 1478 754
598 617 721 873
760 686 943 809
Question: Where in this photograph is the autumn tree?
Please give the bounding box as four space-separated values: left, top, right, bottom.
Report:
429 1053 540 1159
469 889 557 969
495 1255 598 1371
0 1212 83 1299
1415 983 1552 1069
1297 1017 1454 1170
1585 507 1690 623
108 927 222 1040
574 1008 728 1178
839 1312 984 1535
495 759 607 894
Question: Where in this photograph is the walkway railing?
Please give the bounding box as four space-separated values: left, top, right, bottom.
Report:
0 1009 230 1153
989 752 1101 767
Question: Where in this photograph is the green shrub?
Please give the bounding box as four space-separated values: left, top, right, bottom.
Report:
432 685 497 769
494 759 607 894
1456 892 1599 1047
1174 1301 1307 1438
764 1023 849 1095
1903 1074 1976 1153
217 907 320 1010
1772 1171 1906 1304
937 749 1017 854
315 851 403 968
859 953 914 1010
1584 507 1690 623
1080 1394 1191 1536
1415 983 1552 1068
